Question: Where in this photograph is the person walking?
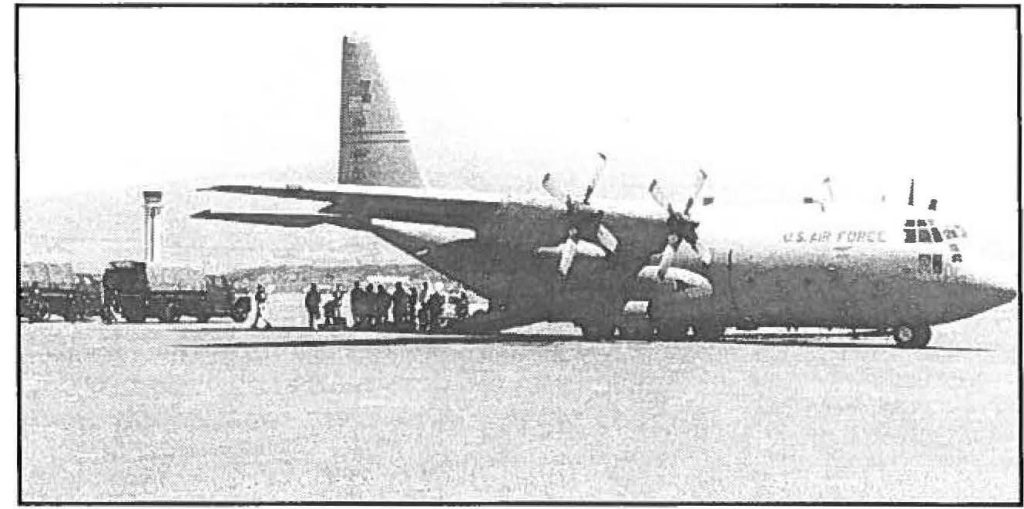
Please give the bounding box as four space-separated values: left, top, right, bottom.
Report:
251 284 272 329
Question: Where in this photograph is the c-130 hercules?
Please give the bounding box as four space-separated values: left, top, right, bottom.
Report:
193 35 1016 348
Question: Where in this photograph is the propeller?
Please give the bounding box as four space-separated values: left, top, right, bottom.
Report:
802 176 833 212
648 170 711 277
537 153 618 278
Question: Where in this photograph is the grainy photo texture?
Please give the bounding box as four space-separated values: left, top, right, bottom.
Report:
16 4 1021 504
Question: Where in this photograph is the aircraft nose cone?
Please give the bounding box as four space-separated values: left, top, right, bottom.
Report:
993 284 1018 306
960 263 1017 309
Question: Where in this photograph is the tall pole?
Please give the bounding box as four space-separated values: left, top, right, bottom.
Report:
143 191 163 264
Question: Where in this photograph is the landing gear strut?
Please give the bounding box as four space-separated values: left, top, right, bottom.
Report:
893 324 932 349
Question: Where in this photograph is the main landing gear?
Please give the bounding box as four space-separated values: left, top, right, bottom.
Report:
892 324 932 349
576 320 727 342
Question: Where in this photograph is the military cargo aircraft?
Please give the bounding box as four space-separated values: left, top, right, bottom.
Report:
193 36 1016 348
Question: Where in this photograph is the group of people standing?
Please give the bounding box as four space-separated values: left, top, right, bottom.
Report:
303 280 471 332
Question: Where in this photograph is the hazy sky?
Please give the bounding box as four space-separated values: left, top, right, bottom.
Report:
17 6 1018 232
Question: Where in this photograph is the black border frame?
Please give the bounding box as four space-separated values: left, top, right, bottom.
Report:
13 2 1023 506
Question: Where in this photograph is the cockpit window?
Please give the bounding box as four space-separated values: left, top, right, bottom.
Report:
905 219 941 244
918 254 944 274
918 254 932 272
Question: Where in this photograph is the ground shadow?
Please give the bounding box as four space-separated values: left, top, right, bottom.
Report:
173 328 989 352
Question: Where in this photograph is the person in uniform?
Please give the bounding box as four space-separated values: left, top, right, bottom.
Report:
362 283 375 329
251 284 272 329
350 281 364 329
418 282 431 331
392 282 409 328
427 288 445 331
324 284 345 327
304 283 321 330
407 285 418 327
455 291 470 320
376 284 390 328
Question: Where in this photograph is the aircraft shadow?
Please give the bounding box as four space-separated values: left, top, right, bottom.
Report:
173 329 989 352
713 335 990 352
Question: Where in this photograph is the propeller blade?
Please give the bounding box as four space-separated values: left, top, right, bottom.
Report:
582 152 607 205
558 239 578 276
657 242 678 280
542 173 571 205
596 224 618 253
648 179 674 215
682 169 708 218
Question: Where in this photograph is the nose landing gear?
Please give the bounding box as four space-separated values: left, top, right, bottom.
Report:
893 324 932 349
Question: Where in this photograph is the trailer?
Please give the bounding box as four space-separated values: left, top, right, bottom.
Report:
19 263 108 322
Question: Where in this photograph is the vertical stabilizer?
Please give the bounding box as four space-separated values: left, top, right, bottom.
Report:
339 36 423 188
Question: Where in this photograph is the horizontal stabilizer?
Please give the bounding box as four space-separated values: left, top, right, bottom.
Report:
191 210 371 230
198 184 505 229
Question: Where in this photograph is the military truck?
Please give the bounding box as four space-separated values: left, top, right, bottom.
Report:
19 263 109 322
101 261 251 323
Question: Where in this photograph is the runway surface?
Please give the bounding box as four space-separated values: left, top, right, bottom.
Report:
20 303 1020 502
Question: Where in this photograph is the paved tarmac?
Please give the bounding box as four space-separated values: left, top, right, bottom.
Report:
19 302 1020 502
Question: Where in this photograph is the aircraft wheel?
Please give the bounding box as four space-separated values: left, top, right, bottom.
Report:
692 322 725 342
893 324 931 349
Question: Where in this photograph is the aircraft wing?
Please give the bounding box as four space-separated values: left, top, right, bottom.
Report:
198 184 503 229
195 185 668 254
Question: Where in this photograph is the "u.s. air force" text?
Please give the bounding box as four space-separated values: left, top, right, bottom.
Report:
782 230 888 243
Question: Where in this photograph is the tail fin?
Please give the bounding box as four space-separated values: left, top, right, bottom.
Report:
338 36 423 188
